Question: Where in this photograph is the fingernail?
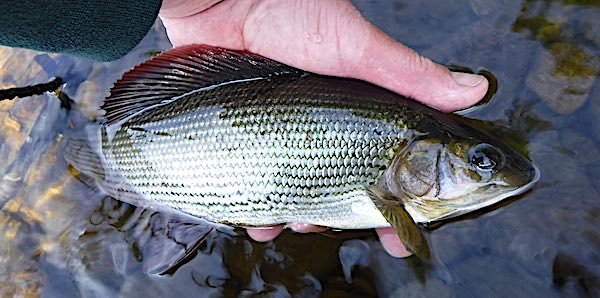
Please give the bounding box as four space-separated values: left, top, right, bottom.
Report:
451 72 485 87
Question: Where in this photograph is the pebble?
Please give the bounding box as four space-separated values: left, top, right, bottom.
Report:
526 43 599 115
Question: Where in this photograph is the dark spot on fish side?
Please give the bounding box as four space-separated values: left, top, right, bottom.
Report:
231 120 244 127
129 127 147 132
154 131 172 137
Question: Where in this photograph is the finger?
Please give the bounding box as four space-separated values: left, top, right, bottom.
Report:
246 225 284 242
375 227 413 258
285 222 327 233
349 27 489 112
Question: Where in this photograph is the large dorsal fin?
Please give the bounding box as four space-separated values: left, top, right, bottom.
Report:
103 45 304 125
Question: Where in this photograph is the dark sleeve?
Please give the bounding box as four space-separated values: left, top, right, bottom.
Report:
0 1 163 61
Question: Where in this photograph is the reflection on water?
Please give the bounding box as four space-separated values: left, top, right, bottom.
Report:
1 1 600 296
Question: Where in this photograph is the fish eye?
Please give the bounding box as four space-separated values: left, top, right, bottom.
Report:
468 143 505 172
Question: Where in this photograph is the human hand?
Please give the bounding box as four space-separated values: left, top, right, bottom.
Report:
158 0 489 257
159 0 488 112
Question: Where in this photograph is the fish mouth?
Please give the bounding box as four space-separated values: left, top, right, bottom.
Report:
405 164 541 224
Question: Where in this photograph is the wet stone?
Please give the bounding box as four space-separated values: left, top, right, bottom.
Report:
526 43 599 115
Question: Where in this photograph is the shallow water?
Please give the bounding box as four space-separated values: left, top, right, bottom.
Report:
1 0 600 297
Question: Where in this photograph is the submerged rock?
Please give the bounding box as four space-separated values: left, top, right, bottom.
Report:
526 42 599 115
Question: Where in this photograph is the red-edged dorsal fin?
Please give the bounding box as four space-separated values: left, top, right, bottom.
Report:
103 45 303 125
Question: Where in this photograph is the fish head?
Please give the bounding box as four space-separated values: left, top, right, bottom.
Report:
386 133 539 224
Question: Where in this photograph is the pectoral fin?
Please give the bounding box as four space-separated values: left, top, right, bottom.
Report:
367 188 430 260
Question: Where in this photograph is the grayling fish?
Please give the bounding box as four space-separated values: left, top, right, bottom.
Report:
64 45 539 255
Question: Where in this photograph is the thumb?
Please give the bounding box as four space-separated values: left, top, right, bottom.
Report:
346 25 489 112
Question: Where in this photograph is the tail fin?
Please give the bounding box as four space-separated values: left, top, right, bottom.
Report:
62 109 107 182
62 111 151 208
63 131 106 181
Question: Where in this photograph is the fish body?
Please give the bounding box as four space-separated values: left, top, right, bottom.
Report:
65 46 539 233
96 76 421 229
